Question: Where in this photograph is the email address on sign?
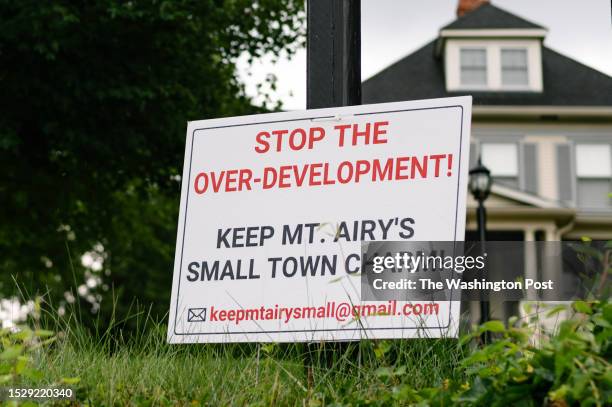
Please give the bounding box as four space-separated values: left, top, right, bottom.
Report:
206 301 440 325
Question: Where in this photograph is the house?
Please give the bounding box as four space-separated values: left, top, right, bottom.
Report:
362 0 612 321
363 0 612 241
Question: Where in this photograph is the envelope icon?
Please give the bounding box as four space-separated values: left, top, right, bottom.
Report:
187 307 207 322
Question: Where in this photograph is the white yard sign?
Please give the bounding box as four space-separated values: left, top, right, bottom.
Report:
168 97 472 343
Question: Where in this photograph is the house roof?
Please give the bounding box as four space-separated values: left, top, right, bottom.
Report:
488 184 565 209
362 41 612 107
466 185 575 226
442 3 544 30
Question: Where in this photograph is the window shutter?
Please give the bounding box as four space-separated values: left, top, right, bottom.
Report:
469 141 478 169
556 144 573 202
522 143 538 194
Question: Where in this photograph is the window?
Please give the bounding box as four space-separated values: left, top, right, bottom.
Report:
575 144 612 209
481 143 519 188
501 49 529 86
447 41 542 92
576 144 612 178
460 48 487 86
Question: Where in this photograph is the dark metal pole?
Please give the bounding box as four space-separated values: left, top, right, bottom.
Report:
477 200 490 340
307 0 361 109
305 0 362 385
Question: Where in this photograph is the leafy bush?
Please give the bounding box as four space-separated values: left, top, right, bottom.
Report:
343 300 611 406
0 325 80 392
0 327 55 384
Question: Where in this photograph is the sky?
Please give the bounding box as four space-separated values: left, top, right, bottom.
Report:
238 0 612 110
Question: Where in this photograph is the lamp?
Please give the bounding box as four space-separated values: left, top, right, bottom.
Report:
469 157 492 338
469 159 492 202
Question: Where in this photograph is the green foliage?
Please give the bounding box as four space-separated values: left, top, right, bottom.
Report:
2 300 607 405
567 241 612 301
340 300 611 407
0 0 304 324
0 326 58 385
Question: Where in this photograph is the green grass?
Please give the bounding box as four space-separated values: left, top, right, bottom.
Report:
8 300 609 405
24 316 464 405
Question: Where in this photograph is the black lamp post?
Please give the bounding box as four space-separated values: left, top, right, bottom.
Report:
469 158 492 329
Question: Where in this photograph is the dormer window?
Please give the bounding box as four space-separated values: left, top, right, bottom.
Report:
444 39 543 92
438 2 547 93
501 49 528 86
460 48 487 86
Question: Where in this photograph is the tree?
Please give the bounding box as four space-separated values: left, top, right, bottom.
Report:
0 0 304 325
